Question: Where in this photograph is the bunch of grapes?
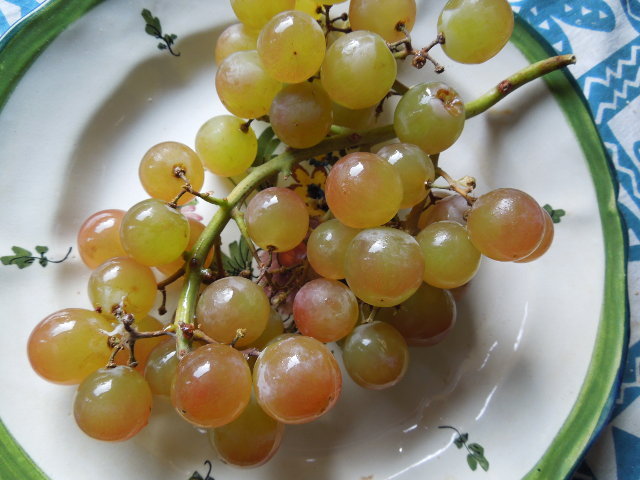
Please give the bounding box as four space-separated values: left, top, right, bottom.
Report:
27 0 568 469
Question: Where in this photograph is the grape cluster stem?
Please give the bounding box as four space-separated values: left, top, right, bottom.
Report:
171 54 576 359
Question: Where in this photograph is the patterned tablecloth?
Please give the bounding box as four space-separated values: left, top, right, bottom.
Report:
1 0 639 478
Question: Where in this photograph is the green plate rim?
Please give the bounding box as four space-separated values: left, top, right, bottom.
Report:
0 3 629 479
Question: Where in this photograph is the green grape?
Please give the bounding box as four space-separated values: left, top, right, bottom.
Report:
77 209 127 269
306 219 360 279
215 23 259 64
418 193 469 230
394 82 465 155
344 227 424 307
231 0 296 30
349 0 417 42
210 395 285 467
156 218 212 276
196 115 257 177
120 198 190 266
257 10 326 83
253 335 341 424
28 308 113 385
294 0 322 17
438 0 514 64
375 143 436 209
342 321 408 389
378 283 456 346
88 257 157 318
416 220 481 289
144 338 178 396
74 366 152 441
466 188 546 261
269 82 332 148
332 102 376 131
196 276 270 348
172 344 252 428
516 208 554 263
216 50 282 119
321 31 397 109
293 278 359 342
245 187 310 252
113 315 165 372
325 152 402 228
138 142 204 205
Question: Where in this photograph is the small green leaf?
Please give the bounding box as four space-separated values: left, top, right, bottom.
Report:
467 454 478 471
170 33 178 40
542 204 566 224
145 24 158 36
158 43 167 50
189 472 204 480
477 455 490 472
254 127 281 167
35 246 49 255
12 246 31 257
222 237 253 276
141 8 153 23
468 443 484 456
38 257 49 267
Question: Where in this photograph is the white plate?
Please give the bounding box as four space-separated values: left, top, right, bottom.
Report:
0 1 627 479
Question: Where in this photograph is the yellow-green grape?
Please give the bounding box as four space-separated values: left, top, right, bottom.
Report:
215 23 259 64
269 82 332 148
120 198 190 266
295 0 322 17
27 308 113 385
306 219 360 279
378 283 456 346
332 102 376 131
416 220 481 289
293 278 359 342
466 188 546 261
325 152 402 228
438 0 514 64
349 0 417 42
515 208 555 263
172 344 252 428
215 50 282 119
231 0 296 30
375 143 435 209
138 142 204 205
257 10 326 83
253 335 342 424
321 31 397 109
88 257 157 318
394 82 465 155
114 315 165 373
74 366 152 441
195 115 257 177
210 395 285 467
77 209 127 269
196 276 270 348
418 193 469 230
344 227 425 307
342 321 409 389
245 187 310 252
156 218 211 276
144 338 177 396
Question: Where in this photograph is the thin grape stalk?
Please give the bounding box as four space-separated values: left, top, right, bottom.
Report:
171 54 576 359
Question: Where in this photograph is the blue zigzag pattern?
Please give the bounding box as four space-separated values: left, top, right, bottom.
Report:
581 39 640 125
0 0 42 34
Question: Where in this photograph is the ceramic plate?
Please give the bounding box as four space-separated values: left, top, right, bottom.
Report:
0 1 628 479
